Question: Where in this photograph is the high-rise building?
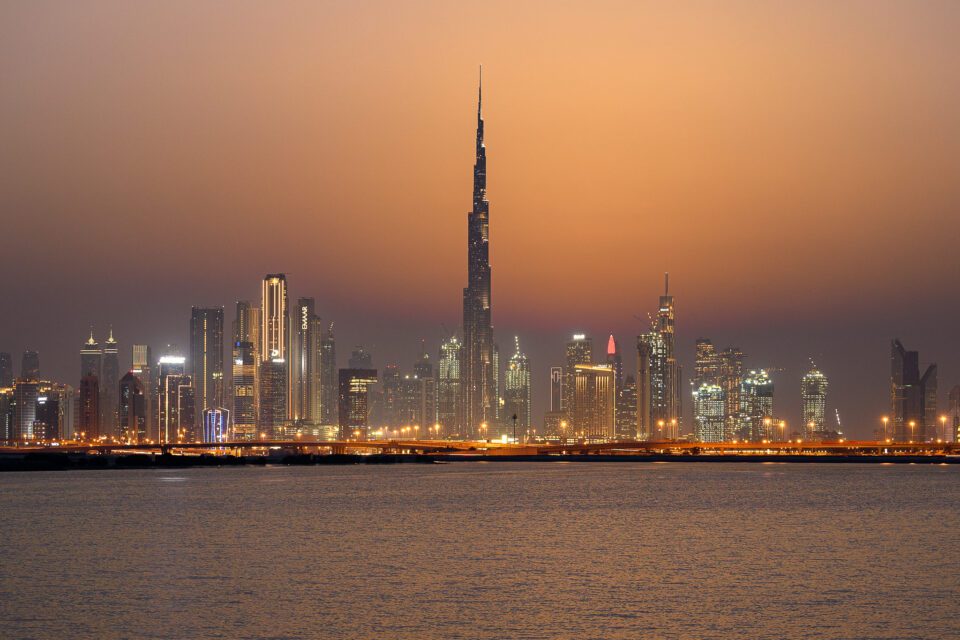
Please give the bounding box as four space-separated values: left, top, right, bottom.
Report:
0 352 12 388
348 345 372 369
636 331 663 440
176 380 196 442
21 350 40 380
693 338 721 388
233 301 257 347
101 328 119 436
572 364 616 440
52 383 75 440
320 323 337 425
338 368 377 439
80 331 102 383
616 375 638 440
258 358 288 438
948 385 960 443
739 369 775 440
231 341 257 440
33 390 60 441
190 307 225 427
202 407 230 443
550 366 563 413
437 336 463 437
156 354 187 443
503 337 531 436
890 339 937 442
718 347 744 440
413 347 436 432
0 388 12 442
131 344 153 436
261 274 288 361
78 373 99 440
118 371 147 443
462 70 495 439
565 334 593 427
291 298 322 425
12 380 39 440
693 383 726 442
801 365 829 438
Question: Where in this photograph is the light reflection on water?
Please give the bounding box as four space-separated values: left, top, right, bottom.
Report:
1 462 959 639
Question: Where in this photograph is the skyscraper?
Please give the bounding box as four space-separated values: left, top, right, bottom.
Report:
231 341 257 440
189 307 224 427
0 352 12 388
503 337 531 436
258 358 287 438
572 364 616 440
202 407 230 443
338 368 377 439
436 336 463 437
21 350 39 380
890 339 937 442
719 347 745 439
739 369 775 440
80 331 102 382
564 334 593 427
801 364 829 438
261 274 288 361
118 371 146 443
320 323 337 426
291 297 322 425
616 375 638 440
12 380 39 440
693 383 726 442
348 345 372 369
101 328 119 436
78 373 99 440
693 338 721 388
462 70 495 439
156 354 187 443
131 344 153 436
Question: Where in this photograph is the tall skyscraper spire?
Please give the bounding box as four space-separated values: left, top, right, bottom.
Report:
463 68 494 438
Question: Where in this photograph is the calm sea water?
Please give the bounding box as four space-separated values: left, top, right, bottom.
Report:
2 462 959 639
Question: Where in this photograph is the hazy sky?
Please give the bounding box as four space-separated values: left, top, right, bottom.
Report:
2 1 960 436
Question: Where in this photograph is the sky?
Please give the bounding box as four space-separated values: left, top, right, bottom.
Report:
2 1 960 437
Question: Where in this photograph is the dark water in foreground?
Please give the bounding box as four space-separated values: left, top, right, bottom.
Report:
1 463 958 639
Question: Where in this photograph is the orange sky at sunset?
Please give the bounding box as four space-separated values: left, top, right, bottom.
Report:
2 1 960 434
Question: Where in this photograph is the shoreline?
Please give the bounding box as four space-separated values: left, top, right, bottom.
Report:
0 451 957 472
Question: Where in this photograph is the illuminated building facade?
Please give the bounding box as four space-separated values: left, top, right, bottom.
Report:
564 334 592 427
572 364 616 440
890 339 937 442
338 368 377 439
640 274 683 435
801 365 829 438
231 341 257 440
202 407 230 443
436 336 463 437
189 307 224 428
503 337 531 433
78 373 99 440
739 369 775 440
719 347 744 439
33 390 60 441
101 329 119 436
258 358 288 438
291 297 322 425
118 371 146 443
80 331 101 383
261 274 288 361
131 344 153 435
462 71 495 439
320 323 337 426
616 375 637 440
156 354 187 443
693 383 726 442
12 380 39 440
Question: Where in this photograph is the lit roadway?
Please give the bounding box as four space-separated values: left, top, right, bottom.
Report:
2 439 958 456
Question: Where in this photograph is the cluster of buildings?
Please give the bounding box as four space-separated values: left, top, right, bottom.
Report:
1 75 957 446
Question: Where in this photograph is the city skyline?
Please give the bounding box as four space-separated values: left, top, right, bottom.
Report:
2 2 960 436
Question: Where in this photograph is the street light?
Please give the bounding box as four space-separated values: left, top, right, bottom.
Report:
908 420 916 443
939 415 947 441
881 416 889 440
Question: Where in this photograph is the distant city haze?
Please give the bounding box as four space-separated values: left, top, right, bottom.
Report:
2 1 959 437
